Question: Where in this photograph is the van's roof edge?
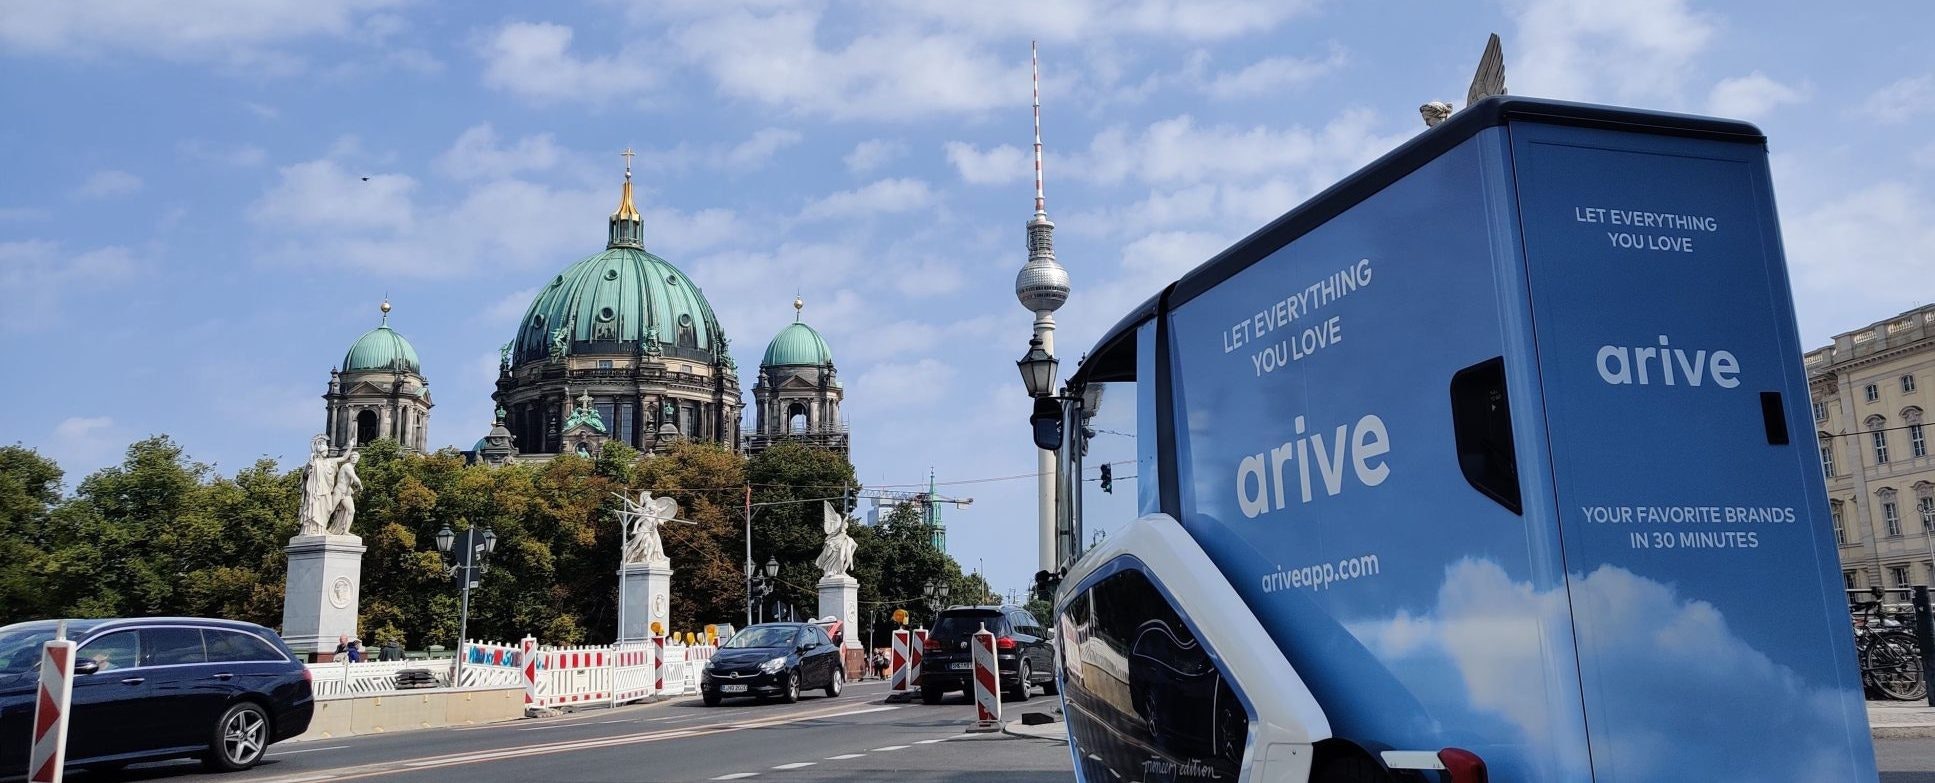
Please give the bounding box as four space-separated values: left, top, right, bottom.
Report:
1067 96 1765 388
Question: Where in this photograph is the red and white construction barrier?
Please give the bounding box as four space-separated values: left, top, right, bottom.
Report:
520 635 540 709
611 643 654 705
653 635 667 693
967 624 1001 732
909 627 927 688
28 638 76 783
888 628 910 695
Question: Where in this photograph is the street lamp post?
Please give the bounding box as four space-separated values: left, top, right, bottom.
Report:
750 557 779 623
435 522 496 687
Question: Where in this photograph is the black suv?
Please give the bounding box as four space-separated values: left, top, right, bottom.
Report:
919 605 1056 704
0 617 314 774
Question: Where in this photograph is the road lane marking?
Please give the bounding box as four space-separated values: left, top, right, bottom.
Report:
711 774 759 780
772 762 815 770
870 745 910 752
516 725 570 731
271 745 350 756
244 704 901 783
599 719 630 724
825 754 865 760
914 739 948 744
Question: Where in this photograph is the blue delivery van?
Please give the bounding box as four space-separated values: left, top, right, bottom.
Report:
1052 97 1877 782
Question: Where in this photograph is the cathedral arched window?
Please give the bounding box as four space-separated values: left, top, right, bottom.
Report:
356 410 379 446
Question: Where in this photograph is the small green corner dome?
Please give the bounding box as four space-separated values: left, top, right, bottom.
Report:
342 324 422 374
762 322 833 367
511 247 725 364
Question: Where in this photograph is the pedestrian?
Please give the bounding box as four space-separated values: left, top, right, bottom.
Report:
334 634 364 663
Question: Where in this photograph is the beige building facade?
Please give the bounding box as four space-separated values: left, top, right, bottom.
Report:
1807 304 1935 593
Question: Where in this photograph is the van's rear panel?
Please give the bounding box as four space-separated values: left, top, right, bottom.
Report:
1509 121 1874 780
1165 131 1591 780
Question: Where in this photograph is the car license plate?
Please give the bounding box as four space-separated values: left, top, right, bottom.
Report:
950 662 972 670
721 684 748 693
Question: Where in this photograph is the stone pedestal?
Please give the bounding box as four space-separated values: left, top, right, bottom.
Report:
619 563 672 642
818 574 860 648
281 534 367 660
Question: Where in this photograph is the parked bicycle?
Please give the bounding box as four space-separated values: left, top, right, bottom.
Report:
1851 594 1926 701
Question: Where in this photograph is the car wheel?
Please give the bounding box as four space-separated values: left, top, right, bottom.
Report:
921 683 944 705
203 702 270 772
779 671 800 704
825 667 843 698
1040 670 1060 696
1009 660 1032 702
703 691 722 707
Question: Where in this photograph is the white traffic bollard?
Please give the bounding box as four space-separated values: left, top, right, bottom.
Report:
28 637 76 783
967 623 1001 732
908 627 927 690
888 628 910 697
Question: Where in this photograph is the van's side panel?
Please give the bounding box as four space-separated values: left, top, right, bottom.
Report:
1164 130 1589 781
1509 121 1876 781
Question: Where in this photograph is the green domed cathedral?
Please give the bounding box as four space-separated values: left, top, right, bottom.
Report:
324 160 851 463
488 164 744 460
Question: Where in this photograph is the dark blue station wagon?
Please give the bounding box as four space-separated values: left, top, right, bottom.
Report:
0 618 314 774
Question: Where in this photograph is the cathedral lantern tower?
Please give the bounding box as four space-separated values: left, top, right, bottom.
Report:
325 299 432 453
746 297 848 455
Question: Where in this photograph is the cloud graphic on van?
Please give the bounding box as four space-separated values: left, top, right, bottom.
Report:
1352 559 1867 782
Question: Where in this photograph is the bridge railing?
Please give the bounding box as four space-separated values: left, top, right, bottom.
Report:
302 635 717 711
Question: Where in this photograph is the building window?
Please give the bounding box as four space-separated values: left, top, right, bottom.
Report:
1822 442 1836 479
1846 570 1859 589
1875 430 1891 464
1915 424 1927 458
1893 565 1912 588
1907 375 1919 393
1921 496 1935 532
598 359 613 369
1868 383 1882 403
1885 501 1902 537
1814 400 1829 421
1833 503 1847 544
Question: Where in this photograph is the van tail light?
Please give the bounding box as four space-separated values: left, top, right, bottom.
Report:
995 636 1018 651
923 639 942 653
1438 748 1487 783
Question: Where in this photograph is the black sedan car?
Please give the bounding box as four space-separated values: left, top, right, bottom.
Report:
699 622 844 706
0 618 314 774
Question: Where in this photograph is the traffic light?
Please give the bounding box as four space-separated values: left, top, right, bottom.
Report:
1032 569 1063 603
1099 463 1113 494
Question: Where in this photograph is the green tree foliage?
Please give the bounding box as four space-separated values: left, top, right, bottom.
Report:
0 436 987 652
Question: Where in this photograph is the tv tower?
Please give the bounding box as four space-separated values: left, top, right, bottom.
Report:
1013 41 1071 574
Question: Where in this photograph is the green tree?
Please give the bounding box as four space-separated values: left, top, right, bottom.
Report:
0 446 62 622
632 441 748 633
746 442 858 618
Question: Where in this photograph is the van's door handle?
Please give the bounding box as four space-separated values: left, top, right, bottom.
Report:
119 677 144 686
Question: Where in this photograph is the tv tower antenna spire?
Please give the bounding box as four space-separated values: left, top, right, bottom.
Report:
1032 40 1045 216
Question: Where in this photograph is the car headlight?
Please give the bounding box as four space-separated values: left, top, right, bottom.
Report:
704 659 716 670
759 657 787 673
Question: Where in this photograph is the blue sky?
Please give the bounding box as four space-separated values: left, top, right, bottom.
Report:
2 0 1931 599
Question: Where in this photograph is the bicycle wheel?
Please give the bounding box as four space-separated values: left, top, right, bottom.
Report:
1868 632 1926 701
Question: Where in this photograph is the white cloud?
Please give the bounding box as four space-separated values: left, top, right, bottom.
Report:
1784 181 1935 339
0 207 51 222
179 140 268 167
434 124 563 181
797 178 935 222
723 128 804 170
671 10 1023 121
44 416 125 477
1508 0 1715 104
944 142 1030 186
73 170 143 199
244 102 280 120
0 0 404 70
1706 72 1809 120
1074 110 1407 187
1203 46 1347 100
894 0 1318 43
1859 74 1935 124
481 287 540 326
844 139 907 174
853 358 958 410
0 240 141 331
251 159 416 232
889 258 968 298
478 22 656 106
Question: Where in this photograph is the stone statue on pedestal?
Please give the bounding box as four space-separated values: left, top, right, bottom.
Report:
814 501 855 578
296 435 362 537
325 449 363 535
619 491 677 568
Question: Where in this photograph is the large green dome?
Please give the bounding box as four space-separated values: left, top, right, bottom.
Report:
762 322 833 367
343 323 421 374
511 247 726 364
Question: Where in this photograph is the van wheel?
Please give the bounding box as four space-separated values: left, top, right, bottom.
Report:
203 702 270 772
1311 754 1397 783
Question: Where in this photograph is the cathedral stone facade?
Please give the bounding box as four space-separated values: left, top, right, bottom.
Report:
746 299 847 456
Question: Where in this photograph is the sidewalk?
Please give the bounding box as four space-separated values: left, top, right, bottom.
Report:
1870 701 1935 739
1001 718 1070 744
